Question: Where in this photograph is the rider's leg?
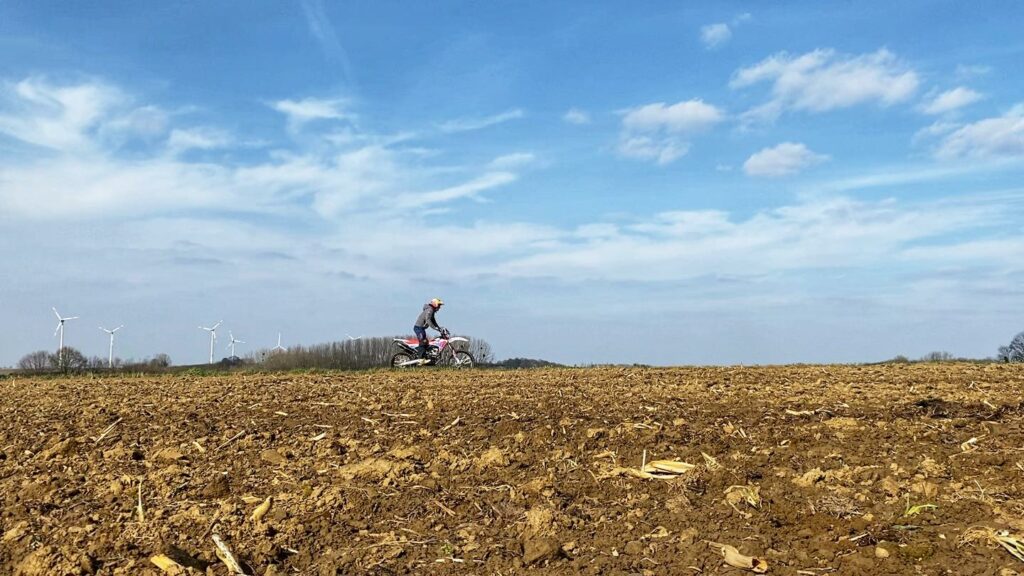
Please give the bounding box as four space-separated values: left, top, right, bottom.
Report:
414 326 428 359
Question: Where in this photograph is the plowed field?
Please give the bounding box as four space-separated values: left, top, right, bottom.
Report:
2 365 1024 575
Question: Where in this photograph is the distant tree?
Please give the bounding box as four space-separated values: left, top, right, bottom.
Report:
1003 332 1024 363
467 338 495 364
997 346 1011 363
50 347 88 371
889 355 910 364
18 350 51 370
920 351 953 362
149 354 172 368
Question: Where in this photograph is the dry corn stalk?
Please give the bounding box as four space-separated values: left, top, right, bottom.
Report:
252 496 273 522
702 452 720 471
725 485 762 509
961 527 1024 563
960 437 979 452
136 479 145 523
707 541 769 573
600 459 696 480
212 534 247 575
150 554 185 575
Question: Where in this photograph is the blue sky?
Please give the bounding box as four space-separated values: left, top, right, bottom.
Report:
1 1 1022 366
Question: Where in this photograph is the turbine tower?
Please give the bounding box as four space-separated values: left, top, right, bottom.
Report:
272 333 286 352
99 325 124 368
227 331 245 358
199 321 222 364
52 307 79 368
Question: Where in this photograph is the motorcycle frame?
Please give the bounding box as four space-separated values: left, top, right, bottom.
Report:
392 335 470 367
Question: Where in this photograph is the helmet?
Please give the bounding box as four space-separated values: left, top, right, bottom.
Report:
430 298 444 307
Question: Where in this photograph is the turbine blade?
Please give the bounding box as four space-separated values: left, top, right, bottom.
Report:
54 323 62 337
66 316 79 320
114 325 123 332
53 307 61 320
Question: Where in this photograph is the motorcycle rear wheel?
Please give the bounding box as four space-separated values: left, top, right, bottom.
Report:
391 352 413 367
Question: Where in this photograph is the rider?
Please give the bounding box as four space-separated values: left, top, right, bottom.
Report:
414 298 445 359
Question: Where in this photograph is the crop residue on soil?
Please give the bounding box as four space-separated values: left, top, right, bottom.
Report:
1 364 1024 574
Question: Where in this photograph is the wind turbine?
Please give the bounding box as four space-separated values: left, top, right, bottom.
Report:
346 333 363 341
53 307 79 367
227 331 244 358
99 325 124 368
272 333 287 352
199 321 222 364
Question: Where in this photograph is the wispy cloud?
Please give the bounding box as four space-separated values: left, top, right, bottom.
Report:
394 171 517 209
731 48 919 125
699 13 750 50
437 108 524 133
700 23 731 49
298 0 354 84
271 97 352 130
563 108 591 125
744 142 828 177
921 86 983 115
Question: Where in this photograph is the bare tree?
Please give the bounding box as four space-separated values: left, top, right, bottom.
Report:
997 346 1011 363
51 347 87 371
467 337 494 364
18 350 51 370
920 351 953 362
1003 332 1024 363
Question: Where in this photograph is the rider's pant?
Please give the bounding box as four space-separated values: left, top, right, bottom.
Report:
413 326 428 357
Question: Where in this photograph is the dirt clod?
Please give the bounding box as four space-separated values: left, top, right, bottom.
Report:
523 537 561 565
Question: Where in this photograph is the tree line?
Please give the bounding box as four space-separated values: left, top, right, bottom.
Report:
17 347 171 372
250 335 495 370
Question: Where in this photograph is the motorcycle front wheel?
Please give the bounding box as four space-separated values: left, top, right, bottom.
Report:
449 351 475 368
391 352 413 367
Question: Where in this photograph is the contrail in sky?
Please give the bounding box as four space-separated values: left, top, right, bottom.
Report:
299 0 355 86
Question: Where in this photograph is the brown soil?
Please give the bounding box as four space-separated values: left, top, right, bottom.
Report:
1 364 1024 575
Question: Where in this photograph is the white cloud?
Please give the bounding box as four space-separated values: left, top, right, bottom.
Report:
743 142 828 177
563 108 591 125
0 77 126 151
488 152 535 169
394 171 517 209
271 97 351 128
0 78 531 222
955 64 992 80
617 99 723 165
618 136 689 165
700 23 731 49
621 100 724 133
921 87 982 115
437 109 524 133
166 127 232 155
935 106 1024 160
497 195 1014 282
731 49 919 124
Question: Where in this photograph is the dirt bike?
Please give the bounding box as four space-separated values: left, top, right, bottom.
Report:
391 329 475 368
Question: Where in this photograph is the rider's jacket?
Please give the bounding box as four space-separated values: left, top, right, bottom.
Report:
414 304 441 330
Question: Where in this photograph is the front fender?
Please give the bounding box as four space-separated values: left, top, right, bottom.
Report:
448 336 469 343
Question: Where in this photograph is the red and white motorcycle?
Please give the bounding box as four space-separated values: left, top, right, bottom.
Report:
391 329 475 368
